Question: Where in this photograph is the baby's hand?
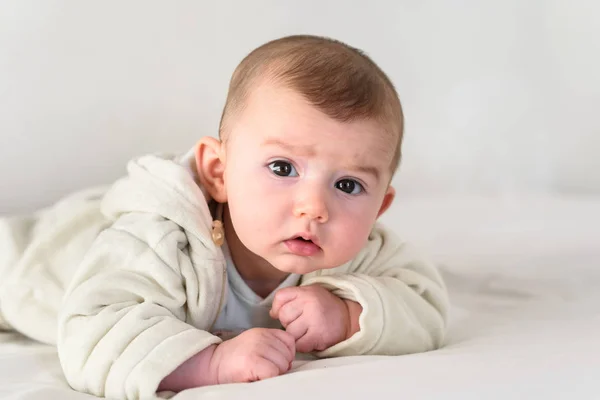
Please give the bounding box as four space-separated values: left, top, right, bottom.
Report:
270 285 351 353
210 328 295 384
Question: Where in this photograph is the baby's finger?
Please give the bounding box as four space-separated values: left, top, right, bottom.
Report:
295 330 326 353
269 329 297 360
248 357 281 382
284 318 309 342
277 301 303 328
270 287 300 319
259 342 293 374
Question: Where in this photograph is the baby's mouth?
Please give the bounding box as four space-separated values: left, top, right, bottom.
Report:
284 236 321 256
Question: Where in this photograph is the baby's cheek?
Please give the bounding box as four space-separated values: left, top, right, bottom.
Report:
229 180 281 248
344 228 370 253
329 219 372 263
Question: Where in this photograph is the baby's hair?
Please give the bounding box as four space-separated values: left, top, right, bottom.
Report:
219 35 404 175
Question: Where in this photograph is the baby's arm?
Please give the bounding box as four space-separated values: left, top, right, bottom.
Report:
158 344 218 391
57 213 222 399
298 223 449 357
57 212 295 400
344 298 363 338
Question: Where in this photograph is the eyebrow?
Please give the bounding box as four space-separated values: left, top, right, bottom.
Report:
347 164 381 183
262 138 316 157
262 137 382 183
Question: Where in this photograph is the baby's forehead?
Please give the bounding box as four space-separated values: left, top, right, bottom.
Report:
228 80 399 170
239 114 395 166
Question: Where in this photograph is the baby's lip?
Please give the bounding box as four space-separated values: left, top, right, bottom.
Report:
288 232 321 247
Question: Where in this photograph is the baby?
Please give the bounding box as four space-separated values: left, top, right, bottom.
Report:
0 35 449 399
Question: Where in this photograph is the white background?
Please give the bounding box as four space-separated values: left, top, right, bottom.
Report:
1 0 599 214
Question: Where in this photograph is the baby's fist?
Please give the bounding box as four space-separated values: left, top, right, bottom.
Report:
270 285 351 353
210 328 295 384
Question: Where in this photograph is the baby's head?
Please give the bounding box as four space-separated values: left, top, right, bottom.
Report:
197 35 404 275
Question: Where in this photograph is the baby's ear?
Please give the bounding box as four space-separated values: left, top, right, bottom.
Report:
195 137 227 203
376 186 396 218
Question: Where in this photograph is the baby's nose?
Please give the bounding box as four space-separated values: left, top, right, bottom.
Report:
292 192 329 223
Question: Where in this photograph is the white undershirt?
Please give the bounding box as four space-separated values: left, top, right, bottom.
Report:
211 240 301 340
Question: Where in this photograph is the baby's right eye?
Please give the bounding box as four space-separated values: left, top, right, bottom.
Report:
268 160 298 177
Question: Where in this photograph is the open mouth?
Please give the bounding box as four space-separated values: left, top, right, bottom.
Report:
285 236 321 256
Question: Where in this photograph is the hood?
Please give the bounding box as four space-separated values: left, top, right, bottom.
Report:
100 148 218 251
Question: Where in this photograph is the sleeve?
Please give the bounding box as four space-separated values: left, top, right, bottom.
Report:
300 223 449 357
56 212 222 400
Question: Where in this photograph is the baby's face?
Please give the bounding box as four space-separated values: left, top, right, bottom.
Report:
223 83 396 274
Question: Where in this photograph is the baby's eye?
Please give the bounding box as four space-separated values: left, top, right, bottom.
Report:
335 179 364 195
268 160 298 177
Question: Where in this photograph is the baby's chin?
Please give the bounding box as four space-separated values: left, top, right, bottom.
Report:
267 255 343 275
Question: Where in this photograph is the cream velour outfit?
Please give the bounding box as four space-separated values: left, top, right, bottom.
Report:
0 150 449 400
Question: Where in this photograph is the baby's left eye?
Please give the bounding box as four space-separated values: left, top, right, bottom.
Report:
335 179 364 195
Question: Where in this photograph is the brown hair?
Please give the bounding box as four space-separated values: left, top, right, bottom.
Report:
219 35 404 175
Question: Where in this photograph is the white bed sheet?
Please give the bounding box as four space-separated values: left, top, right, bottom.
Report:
1 195 599 400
